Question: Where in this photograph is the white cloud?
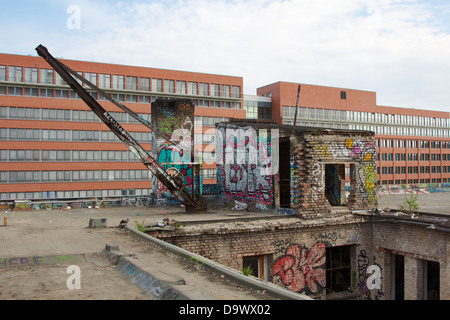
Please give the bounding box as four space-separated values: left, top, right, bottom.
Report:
4 0 450 112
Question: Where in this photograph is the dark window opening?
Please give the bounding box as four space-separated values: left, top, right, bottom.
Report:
325 164 344 206
243 254 273 280
340 91 347 100
326 245 351 293
393 254 405 300
243 256 260 277
279 139 291 208
425 261 440 300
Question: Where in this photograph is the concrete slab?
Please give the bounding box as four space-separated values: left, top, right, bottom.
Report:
89 217 107 228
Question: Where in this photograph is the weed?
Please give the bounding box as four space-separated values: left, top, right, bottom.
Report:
242 265 254 276
134 219 152 232
398 194 419 216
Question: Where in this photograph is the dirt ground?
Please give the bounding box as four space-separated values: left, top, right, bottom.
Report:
0 206 275 300
0 192 448 300
377 192 450 215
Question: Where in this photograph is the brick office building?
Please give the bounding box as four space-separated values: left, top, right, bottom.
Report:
0 53 244 204
257 82 450 189
1 53 450 205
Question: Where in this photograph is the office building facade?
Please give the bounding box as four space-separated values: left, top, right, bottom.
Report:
258 82 450 187
0 53 244 202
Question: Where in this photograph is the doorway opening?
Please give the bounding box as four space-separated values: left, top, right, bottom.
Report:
424 260 440 300
279 139 291 208
391 254 405 300
325 164 344 206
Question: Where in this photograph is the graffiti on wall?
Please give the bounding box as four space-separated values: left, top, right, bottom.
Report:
150 99 195 201
121 196 154 207
311 163 325 202
355 140 377 206
272 242 326 295
355 249 384 300
216 125 278 205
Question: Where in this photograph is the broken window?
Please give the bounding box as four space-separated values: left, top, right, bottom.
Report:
243 254 273 280
326 245 351 293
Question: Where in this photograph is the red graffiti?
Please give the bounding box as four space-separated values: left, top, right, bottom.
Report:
273 242 326 294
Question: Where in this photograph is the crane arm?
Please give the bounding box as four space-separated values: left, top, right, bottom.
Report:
35 44 198 208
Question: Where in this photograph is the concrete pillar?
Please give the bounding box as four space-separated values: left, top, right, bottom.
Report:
383 253 392 300
404 256 424 300
440 242 450 300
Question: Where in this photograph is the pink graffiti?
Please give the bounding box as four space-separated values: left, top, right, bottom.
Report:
273 242 326 294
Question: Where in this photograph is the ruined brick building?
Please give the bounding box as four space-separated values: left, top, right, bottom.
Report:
148 120 450 300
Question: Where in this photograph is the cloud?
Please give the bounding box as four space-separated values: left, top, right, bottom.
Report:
3 0 450 112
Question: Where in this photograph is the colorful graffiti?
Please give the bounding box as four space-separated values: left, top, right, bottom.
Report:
311 163 324 202
150 99 196 201
216 125 278 205
221 163 273 203
121 196 154 207
356 249 384 300
354 141 377 206
272 242 326 295
309 138 377 206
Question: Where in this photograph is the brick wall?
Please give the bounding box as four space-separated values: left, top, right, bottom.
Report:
151 213 450 300
371 220 449 300
295 131 377 216
153 214 375 300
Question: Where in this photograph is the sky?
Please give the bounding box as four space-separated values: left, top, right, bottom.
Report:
1 0 450 112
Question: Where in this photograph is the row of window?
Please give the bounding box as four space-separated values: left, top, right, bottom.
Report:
0 106 151 123
0 168 217 184
380 139 450 149
1 107 235 128
382 178 448 185
294 119 450 138
0 128 152 143
1 149 139 162
380 153 450 162
0 86 242 109
0 188 152 201
0 129 222 149
379 166 450 175
1 170 152 184
283 105 450 128
1 65 242 98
